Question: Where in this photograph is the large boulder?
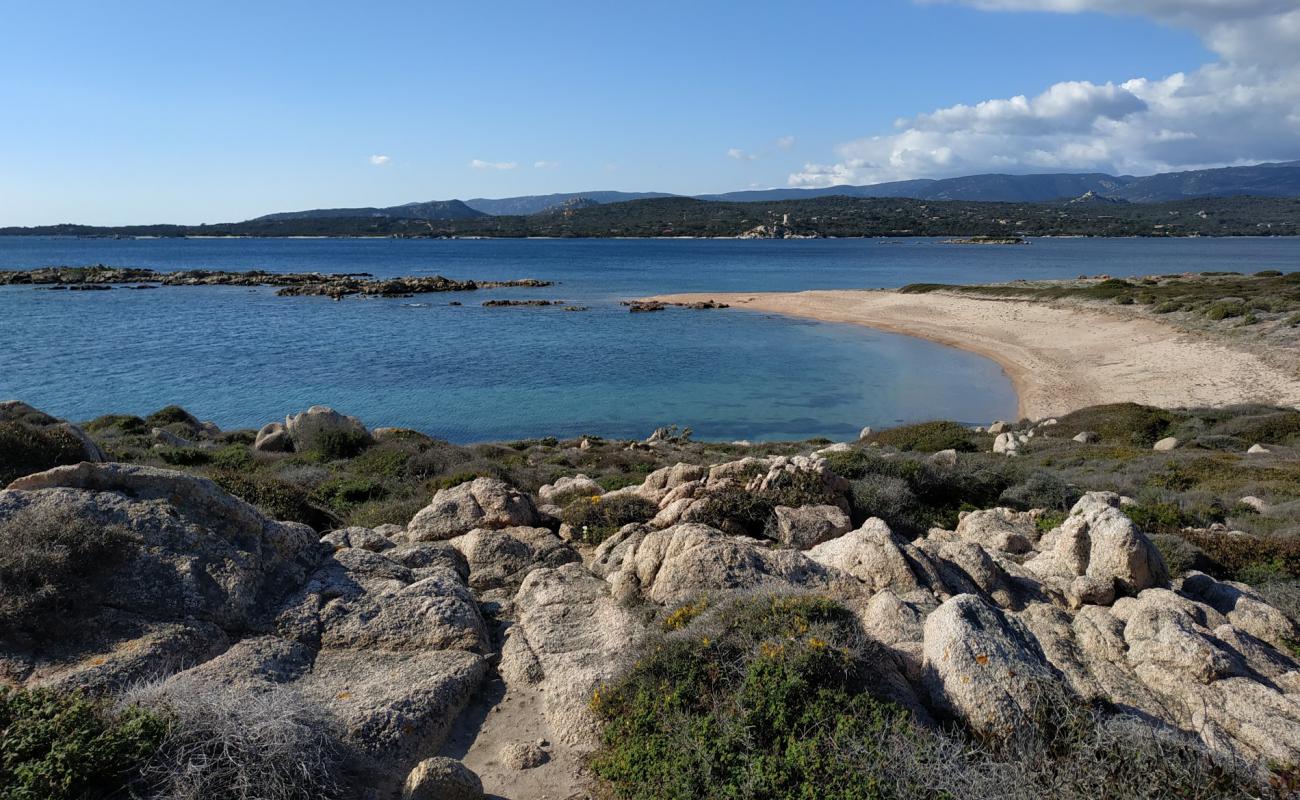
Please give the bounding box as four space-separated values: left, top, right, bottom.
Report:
771 504 852 550
447 526 580 593
922 594 1054 736
407 478 539 542
1026 492 1167 596
283 405 372 454
402 756 484 800
537 474 603 506
954 508 1038 555
253 421 293 453
499 563 648 750
806 518 924 595
0 461 491 796
610 523 847 605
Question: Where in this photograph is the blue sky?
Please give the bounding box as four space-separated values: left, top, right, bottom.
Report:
1 0 1295 225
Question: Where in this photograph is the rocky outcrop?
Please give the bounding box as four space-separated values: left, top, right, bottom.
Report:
537 474 603 506
1025 492 1168 596
407 478 539 541
499 563 648 750
448 526 580 594
771 504 852 549
0 462 489 796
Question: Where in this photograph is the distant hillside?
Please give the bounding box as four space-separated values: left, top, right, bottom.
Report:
7 195 1296 239
251 199 486 222
464 191 675 216
702 162 1300 204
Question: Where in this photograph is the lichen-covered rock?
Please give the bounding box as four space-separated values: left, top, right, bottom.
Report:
922 594 1054 736
1026 492 1167 596
537 474 603 505
612 523 845 605
407 478 539 541
955 507 1037 554
771 504 852 550
448 526 580 592
500 563 647 749
806 518 923 594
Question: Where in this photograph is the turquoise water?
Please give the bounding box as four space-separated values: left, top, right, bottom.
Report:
2 236 1297 441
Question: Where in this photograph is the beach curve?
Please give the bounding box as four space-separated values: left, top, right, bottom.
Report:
649 290 1300 420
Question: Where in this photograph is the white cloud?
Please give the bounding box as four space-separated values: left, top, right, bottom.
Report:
727 147 758 160
368 154 391 166
533 160 560 169
470 159 518 171
789 1 1300 187
776 135 796 149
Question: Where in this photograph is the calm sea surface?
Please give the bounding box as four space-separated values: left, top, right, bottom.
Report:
2 236 1298 442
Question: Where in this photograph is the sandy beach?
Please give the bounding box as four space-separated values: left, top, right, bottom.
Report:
650 290 1300 420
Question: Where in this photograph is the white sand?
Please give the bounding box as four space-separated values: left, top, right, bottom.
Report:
650 290 1300 419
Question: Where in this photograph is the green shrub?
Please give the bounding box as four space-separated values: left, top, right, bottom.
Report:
1050 403 1184 447
345 495 427 528
306 429 370 461
0 506 132 636
1149 533 1211 577
0 421 88 485
1212 410 1300 446
0 686 167 800
156 447 212 467
561 494 658 544
144 405 201 430
867 421 976 452
1181 529 1300 580
83 414 149 436
598 473 645 492
212 471 336 530
311 475 388 512
211 444 255 471
1204 301 1247 321
591 595 911 800
1125 501 1191 534
692 468 842 537
1153 300 1182 313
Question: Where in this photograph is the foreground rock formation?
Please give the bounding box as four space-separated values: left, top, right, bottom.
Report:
2 442 1298 796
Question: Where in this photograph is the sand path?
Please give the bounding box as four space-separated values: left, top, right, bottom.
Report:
650 290 1300 419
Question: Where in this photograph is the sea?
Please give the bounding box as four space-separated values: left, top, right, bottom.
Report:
2 236 1298 442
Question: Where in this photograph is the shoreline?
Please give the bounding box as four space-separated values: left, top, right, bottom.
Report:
649 289 1300 419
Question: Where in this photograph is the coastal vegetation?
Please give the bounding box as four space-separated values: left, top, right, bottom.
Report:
2 194 1298 238
3 399 1300 798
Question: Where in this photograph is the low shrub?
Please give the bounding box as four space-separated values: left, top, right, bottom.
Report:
0 506 132 636
598 473 645 492
1149 533 1212 577
156 447 212 467
83 414 149 436
306 428 370 461
212 471 337 530
1205 301 1248 321
211 444 255 471
561 494 658 544
998 471 1080 512
145 405 201 430
311 475 388 512
0 421 88 485
867 420 976 452
1125 501 1191 534
0 686 167 800
123 681 343 800
1181 529 1300 580
1050 403 1185 447
345 495 427 528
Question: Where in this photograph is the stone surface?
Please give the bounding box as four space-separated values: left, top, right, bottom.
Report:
806 519 921 594
955 508 1037 554
407 478 539 541
254 421 293 453
537 474 603 505
1153 436 1179 451
402 757 484 800
448 526 580 592
771 504 852 550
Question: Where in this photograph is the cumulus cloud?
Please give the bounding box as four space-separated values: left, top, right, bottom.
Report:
727 148 758 160
776 135 796 149
789 1 1300 186
368 154 391 166
470 159 518 170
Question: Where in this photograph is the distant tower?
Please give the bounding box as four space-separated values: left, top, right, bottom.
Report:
782 212 789 226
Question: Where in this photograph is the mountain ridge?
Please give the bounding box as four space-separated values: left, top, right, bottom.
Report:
244 161 1300 223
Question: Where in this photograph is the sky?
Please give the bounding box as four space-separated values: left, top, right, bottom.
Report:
1 0 1297 225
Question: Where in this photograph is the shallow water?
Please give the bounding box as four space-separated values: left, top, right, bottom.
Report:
2 236 1297 441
